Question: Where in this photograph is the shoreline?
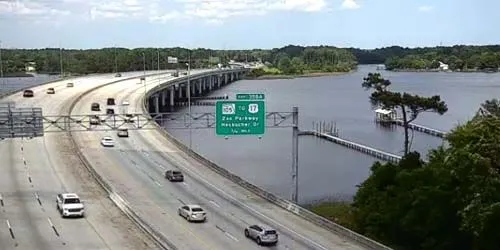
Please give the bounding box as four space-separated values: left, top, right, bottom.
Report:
246 70 353 80
387 68 499 73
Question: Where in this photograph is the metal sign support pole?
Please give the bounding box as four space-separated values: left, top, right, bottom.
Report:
291 106 299 203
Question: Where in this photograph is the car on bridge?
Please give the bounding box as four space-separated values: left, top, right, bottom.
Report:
107 98 115 105
100 136 115 147
165 170 184 182
178 205 206 222
117 129 129 137
115 73 122 77
89 115 100 125
122 100 129 106
46 88 55 94
244 225 278 246
66 82 74 87
56 193 85 218
23 89 34 97
91 102 100 111
106 108 115 115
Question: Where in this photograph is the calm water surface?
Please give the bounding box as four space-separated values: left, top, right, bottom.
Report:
166 65 500 204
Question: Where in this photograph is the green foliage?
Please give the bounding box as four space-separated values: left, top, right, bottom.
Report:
476 98 500 117
0 45 357 75
362 73 448 155
309 202 358 231
347 45 500 71
353 101 500 249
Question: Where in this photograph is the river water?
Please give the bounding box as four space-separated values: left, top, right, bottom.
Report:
166 65 500 204
3 66 500 204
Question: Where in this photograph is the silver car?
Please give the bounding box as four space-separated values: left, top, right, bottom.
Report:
244 225 278 245
178 205 206 222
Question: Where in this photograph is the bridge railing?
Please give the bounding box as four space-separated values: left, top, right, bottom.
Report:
142 71 393 250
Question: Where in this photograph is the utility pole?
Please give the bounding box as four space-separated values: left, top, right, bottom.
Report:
0 40 4 90
291 107 299 203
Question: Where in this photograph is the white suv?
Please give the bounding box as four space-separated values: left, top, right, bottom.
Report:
56 193 85 218
100 136 114 147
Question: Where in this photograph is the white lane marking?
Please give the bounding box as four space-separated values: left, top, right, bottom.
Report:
154 180 163 187
167 156 330 250
225 232 239 242
47 217 54 227
182 182 188 186
209 200 220 208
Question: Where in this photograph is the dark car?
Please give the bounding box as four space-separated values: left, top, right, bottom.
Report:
115 73 122 77
165 170 184 182
107 98 115 105
23 89 34 97
117 129 129 137
89 115 100 125
91 103 100 111
106 108 115 115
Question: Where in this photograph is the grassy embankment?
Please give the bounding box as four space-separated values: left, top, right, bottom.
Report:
247 67 351 80
307 202 358 231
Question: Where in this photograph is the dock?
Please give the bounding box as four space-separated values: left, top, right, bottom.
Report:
299 130 402 163
374 108 447 138
391 120 446 138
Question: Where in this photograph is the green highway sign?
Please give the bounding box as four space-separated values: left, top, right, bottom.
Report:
236 93 265 100
216 100 266 135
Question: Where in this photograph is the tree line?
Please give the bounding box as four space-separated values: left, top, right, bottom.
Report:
319 72 500 250
0 45 357 76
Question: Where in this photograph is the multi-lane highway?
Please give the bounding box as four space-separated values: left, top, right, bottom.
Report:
0 73 162 250
69 72 368 249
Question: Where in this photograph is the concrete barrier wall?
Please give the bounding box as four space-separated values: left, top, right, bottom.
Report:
67 72 178 250
144 80 393 250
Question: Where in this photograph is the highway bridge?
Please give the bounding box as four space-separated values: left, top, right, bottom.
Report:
0 69 390 250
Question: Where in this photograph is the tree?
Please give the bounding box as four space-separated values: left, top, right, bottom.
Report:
352 99 500 250
477 98 500 117
278 56 293 74
352 152 468 250
362 73 448 155
290 57 305 74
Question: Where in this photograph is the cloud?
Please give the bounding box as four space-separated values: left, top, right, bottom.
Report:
1 0 329 24
0 0 70 17
340 0 360 10
418 5 433 12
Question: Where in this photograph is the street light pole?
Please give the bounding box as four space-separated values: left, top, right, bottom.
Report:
59 46 63 78
291 107 299 203
142 52 147 104
186 57 192 149
0 40 4 90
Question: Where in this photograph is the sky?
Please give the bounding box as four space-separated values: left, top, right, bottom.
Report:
0 0 499 49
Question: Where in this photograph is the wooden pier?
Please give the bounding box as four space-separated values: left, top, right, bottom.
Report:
391 120 446 138
374 108 447 138
299 130 402 163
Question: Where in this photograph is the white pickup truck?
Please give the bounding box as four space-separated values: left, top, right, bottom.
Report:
56 193 85 218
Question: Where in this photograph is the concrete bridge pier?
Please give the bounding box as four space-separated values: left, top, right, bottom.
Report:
177 84 183 99
161 89 167 107
208 77 213 91
169 87 175 112
153 94 160 114
197 80 203 95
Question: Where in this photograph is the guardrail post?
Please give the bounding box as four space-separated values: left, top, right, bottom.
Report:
291 107 299 203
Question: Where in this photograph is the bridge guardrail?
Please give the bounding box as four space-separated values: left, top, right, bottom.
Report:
66 71 178 250
142 75 392 250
